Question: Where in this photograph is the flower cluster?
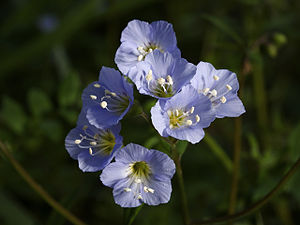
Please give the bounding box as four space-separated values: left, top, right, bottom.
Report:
65 19 245 208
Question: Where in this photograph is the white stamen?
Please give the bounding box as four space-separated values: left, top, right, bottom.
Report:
93 83 101 88
137 194 143 200
146 70 153 82
190 107 195 114
169 124 174 129
90 141 97 146
175 109 179 117
166 75 173 85
100 101 108 109
74 139 81 144
110 92 117 97
157 78 165 86
90 95 97 100
148 188 155 193
213 75 219 81
124 187 132 192
167 110 172 117
186 120 193 126
89 148 93 155
226 84 232 91
220 96 227 103
137 46 144 52
195 115 200 123
138 55 143 61
203 88 210 95
144 186 149 193
211 89 217 97
135 178 142 184
148 48 153 53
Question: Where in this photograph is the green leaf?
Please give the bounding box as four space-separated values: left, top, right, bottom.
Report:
58 71 81 107
144 136 160 149
40 119 63 142
288 123 300 161
0 96 27 134
27 88 52 117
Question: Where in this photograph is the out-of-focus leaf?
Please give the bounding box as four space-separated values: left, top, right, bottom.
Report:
0 190 36 225
58 71 81 107
200 14 243 45
247 133 260 159
27 88 52 117
288 123 300 160
176 140 188 155
144 136 159 149
40 119 63 142
0 96 27 134
59 108 79 124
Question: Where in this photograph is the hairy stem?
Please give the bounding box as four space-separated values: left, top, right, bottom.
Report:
0 141 87 225
191 157 300 225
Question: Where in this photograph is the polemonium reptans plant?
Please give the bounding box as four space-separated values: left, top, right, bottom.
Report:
64 19 246 225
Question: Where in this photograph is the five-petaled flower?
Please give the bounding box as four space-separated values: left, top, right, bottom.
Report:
190 62 245 118
82 66 134 128
128 50 196 99
100 143 176 207
115 19 181 75
151 85 215 144
65 110 123 172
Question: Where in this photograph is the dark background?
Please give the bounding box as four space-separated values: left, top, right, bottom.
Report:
0 0 299 224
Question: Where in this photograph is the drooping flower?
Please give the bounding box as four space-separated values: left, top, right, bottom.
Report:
115 19 181 75
151 85 215 144
100 143 176 207
128 50 196 99
65 110 123 172
190 61 245 118
82 66 134 128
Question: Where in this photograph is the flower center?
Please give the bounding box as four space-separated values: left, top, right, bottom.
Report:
168 107 200 129
137 44 163 61
131 161 151 178
74 126 116 156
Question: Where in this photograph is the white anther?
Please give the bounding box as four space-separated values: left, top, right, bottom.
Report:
166 75 173 85
190 107 195 114
148 188 155 193
167 110 172 117
220 96 227 103
90 141 97 146
146 70 153 82
137 194 143 200
93 83 101 88
213 75 219 81
186 120 193 126
100 101 108 108
226 84 232 91
203 88 210 95
175 109 179 117
148 48 153 53
157 77 165 86
90 95 97 100
144 186 149 193
74 139 81 144
110 92 117 97
138 55 143 61
137 46 144 52
195 115 200 123
135 178 142 184
169 124 174 129
89 148 93 155
82 125 88 130
124 187 132 192
211 89 217 97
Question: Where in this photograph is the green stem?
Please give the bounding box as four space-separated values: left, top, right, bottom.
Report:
191 157 300 225
172 144 190 225
0 141 87 225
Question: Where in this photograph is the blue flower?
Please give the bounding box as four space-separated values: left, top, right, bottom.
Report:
65 110 123 172
191 62 245 118
82 66 134 128
115 20 181 75
100 143 176 207
151 85 215 144
128 50 196 99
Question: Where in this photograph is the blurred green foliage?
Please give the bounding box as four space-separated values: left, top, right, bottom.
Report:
0 0 299 225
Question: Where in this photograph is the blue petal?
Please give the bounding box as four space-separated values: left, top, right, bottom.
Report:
65 127 82 160
115 143 151 163
150 101 168 137
167 126 205 144
100 161 129 187
215 95 245 118
115 42 140 75
78 151 114 172
86 105 119 128
99 67 126 93
121 20 151 45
